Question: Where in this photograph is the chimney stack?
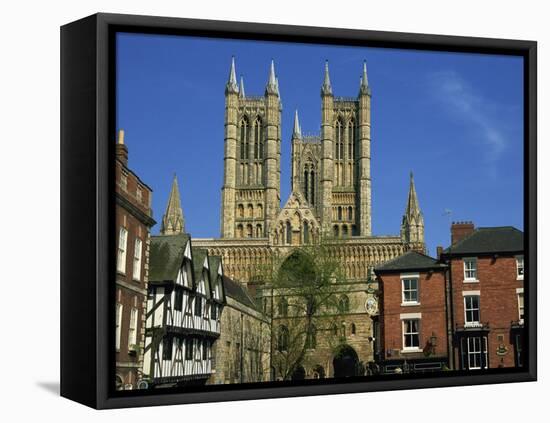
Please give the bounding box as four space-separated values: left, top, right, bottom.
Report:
115 129 128 166
451 221 475 245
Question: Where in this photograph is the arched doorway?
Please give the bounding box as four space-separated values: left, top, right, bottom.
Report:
291 365 306 381
333 345 359 378
312 365 325 379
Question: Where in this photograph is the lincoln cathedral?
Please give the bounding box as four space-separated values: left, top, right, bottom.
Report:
115 57 428 389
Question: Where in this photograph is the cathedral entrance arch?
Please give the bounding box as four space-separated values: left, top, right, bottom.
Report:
291 365 306 381
333 345 359 378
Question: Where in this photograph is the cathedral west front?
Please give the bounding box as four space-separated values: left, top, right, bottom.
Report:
178 57 427 379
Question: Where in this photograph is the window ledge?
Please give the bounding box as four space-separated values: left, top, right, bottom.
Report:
463 279 480 283
401 302 420 307
401 348 423 354
464 323 483 328
517 276 524 281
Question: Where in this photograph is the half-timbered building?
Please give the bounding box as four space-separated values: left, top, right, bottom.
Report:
142 232 226 387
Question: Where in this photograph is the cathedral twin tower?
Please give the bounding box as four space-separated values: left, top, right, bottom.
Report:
219 56 424 248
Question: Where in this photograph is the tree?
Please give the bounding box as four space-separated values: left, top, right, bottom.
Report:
259 241 352 381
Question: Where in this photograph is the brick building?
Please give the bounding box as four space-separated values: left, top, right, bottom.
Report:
375 251 449 374
442 223 524 370
115 129 156 389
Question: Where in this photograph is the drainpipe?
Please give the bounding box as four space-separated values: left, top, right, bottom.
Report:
445 250 455 370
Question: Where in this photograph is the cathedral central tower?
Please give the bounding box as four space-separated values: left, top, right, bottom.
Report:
220 58 282 238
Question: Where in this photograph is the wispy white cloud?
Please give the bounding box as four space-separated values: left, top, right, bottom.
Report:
429 71 508 171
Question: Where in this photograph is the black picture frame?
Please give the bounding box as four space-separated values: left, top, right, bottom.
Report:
60 12 537 409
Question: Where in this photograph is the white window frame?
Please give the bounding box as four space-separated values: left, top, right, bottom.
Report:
128 307 138 348
402 318 421 351
463 257 478 282
115 303 123 351
117 227 128 274
517 288 524 324
516 255 524 280
132 238 143 281
464 294 481 327
464 336 488 370
401 277 420 305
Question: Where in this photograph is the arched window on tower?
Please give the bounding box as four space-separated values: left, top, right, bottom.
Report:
338 207 342 221
257 204 263 218
254 117 263 159
246 224 253 238
335 118 344 160
240 117 249 160
238 204 244 218
333 225 339 238
247 204 254 218
237 224 243 238
348 206 353 221
256 224 262 237
342 225 349 238
286 221 292 245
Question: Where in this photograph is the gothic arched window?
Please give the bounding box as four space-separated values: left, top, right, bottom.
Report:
237 224 243 238
286 221 292 245
238 204 244 218
348 206 353 221
310 170 315 205
338 295 350 313
304 169 309 202
246 224 253 238
256 224 262 237
277 325 289 352
338 206 343 221
303 221 309 244
278 297 288 317
333 225 339 238
306 325 317 350
253 117 263 160
247 204 254 218
240 117 249 160
342 225 349 238
351 323 356 335
335 118 344 160
257 204 263 218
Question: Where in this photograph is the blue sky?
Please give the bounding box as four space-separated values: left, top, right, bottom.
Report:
116 33 524 256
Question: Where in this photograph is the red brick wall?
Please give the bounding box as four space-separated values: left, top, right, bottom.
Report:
115 157 153 388
450 255 523 368
379 270 448 362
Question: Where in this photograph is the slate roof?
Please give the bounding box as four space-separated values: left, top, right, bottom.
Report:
149 233 190 282
374 250 446 273
443 226 524 255
222 275 259 311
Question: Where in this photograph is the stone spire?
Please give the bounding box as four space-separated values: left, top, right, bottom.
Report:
266 59 278 95
359 61 370 95
160 174 185 235
226 56 238 94
293 110 302 138
239 75 245 98
401 172 425 247
321 60 332 95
